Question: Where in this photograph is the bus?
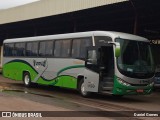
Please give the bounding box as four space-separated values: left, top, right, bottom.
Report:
2 31 155 97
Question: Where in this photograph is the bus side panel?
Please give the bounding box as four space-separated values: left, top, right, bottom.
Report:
35 73 77 88
62 76 77 88
3 58 85 89
38 58 85 89
83 69 99 92
3 62 22 80
3 60 37 81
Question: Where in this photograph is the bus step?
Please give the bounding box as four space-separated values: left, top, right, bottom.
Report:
103 82 113 87
100 91 112 94
103 77 113 82
102 86 113 91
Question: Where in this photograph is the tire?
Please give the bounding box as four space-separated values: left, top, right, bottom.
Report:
78 79 91 97
23 72 32 87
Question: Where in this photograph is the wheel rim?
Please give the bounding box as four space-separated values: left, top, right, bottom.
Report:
81 82 87 96
24 75 30 85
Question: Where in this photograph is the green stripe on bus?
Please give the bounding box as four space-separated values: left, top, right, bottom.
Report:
57 65 85 76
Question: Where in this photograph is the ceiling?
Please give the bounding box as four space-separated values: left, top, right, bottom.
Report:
0 0 160 42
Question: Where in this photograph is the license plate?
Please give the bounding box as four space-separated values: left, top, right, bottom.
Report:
136 89 144 93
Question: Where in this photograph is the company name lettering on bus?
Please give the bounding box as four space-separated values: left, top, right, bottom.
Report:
150 40 160 44
33 60 46 67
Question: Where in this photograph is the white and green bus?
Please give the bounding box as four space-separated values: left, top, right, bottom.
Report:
2 31 155 97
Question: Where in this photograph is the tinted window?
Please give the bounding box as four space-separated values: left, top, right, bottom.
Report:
72 40 81 58
61 40 71 57
95 36 112 46
32 42 38 56
45 41 53 56
4 43 14 56
54 40 71 57
72 38 92 58
38 41 53 57
26 42 38 56
39 42 45 56
15 43 25 56
80 38 92 58
26 43 32 56
54 40 62 57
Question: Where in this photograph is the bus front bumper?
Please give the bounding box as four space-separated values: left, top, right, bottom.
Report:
112 77 153 95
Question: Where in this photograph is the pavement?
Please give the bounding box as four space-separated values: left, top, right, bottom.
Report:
0 75 115 120
0 75 159 120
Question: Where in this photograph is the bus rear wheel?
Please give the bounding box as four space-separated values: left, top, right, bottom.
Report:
78 80 91 97
23 72 32 87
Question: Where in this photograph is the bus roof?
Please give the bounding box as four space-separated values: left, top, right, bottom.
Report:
3 31 148 43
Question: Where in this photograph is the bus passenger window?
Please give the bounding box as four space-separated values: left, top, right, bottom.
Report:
61 40 71 57
45 41 53 56
4 43 14 56
26 42 38 56
72 39 81 58
32 42 38 56
39 42 45 56
72 38 92 58
54 41 62 57
26 43 32 56
15 43 25 56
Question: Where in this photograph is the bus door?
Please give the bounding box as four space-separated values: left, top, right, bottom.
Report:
98 45 114 92
84 47 99 92
84 45 114 92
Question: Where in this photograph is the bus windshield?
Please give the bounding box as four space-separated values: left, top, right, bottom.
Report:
116 38 155 79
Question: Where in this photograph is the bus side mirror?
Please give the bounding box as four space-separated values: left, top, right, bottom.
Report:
115 42 120 57
108 41 120 57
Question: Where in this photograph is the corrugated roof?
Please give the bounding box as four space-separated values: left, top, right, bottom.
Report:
0 0 128 24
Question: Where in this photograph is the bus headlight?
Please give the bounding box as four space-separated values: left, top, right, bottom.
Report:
117 77 131 86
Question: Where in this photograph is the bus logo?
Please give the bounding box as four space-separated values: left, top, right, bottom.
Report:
33 60 46 67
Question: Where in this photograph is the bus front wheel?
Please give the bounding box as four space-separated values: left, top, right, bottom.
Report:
78 80 91 97
23 72 32 87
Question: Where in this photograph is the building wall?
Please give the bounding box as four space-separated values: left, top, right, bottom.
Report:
0 0 127 24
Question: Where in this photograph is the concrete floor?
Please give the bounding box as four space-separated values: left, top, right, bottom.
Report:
0 75 159 120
